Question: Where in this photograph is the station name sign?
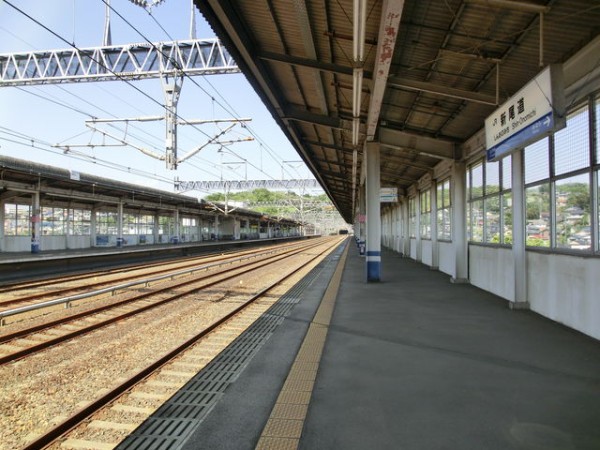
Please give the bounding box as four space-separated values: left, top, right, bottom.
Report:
485 64 565 162
380 187 398 203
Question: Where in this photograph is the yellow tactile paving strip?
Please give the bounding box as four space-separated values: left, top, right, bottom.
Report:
255 243 349 450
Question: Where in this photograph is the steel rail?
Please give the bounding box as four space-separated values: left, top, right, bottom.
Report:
0 238 333 364
0 242 299 296
0 243 305 322
20 238 344 450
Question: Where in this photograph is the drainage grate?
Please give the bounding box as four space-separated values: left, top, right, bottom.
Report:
117 244 345 450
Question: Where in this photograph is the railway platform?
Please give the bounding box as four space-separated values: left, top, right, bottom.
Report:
117 238 600 450
0 237 308 284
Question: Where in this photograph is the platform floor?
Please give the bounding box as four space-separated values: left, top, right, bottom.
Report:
152 240 600 449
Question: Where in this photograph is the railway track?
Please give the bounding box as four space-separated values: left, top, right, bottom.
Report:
5 236 343 450
0 238 333 365
0 240 309 310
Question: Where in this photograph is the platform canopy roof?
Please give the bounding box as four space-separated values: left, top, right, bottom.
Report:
195 0 600 222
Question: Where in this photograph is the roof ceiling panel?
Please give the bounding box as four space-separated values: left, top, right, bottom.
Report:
196 0 600 222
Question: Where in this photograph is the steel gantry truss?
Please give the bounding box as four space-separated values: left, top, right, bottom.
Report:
0 39 239 86
175 179 320 192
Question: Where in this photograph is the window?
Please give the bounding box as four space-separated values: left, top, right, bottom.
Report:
4 203 31 236
68 208 91 235
41 207 67 235
596 97 600 164
437 179 451 240
96 211 118 235
420 190 431 238
182 217 197 240
123 213 138 235
408 197 417 238
469 199 484 242
468 157 512 244
138 215 154 235
523 101 596 252
525 184 550 247
554 105 589 176
555 174 590 250
159 215 175 237
524 138 550 184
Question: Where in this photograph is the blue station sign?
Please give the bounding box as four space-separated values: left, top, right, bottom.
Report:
485 64 565 162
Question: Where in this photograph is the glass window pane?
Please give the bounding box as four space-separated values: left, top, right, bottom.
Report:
526 184 550 247
470 162 483 199
469 200 483 242
485 196 501 243
525 137 550 184
409 197 416 238
555 174 590 250
19 204 31 236
4 204 16 235
502 156 512 190
502 192 513 244
554 105 590 176
486 160 500 194
596 98 600 164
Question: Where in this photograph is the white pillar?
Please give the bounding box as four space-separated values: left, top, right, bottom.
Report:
174 209 180 243
359 183 366 255
31 192 41 253
415 190 422 262
431 182 439 270
91 208 97 247
153 212 160 244
0 201 5 252
365 141 381 282
117 201 123 247
402 198 410 257
451 162 468 283
511 150 529 308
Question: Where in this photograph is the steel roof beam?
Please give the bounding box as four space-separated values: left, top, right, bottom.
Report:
293 0 329 116
259 51 367 78
304 139 353 153
283 105 343 128
379 127 456 160
366 0 405 141
464 0 550 13
387 76 498 106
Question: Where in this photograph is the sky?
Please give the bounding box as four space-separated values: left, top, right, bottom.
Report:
0 0 319 199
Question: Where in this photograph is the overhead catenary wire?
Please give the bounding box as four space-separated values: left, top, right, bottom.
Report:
107 0 306 182
0 12 231 183
1 1 310 188
0 129 180 189
2 0 230 149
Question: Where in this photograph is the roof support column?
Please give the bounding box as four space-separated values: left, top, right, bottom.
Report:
511 150 529 309
430 182 439 270
365 141 381 281
401 198 410 257
358 182 366 254
415 189 422 262
173 209 180 244
451 162 468 283
0 201 5 252
31 191 40 254
117 201 124 248
153 212 160 244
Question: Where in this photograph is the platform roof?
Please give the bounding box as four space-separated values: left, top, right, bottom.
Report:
195 0 600 222
0 156 299 225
